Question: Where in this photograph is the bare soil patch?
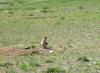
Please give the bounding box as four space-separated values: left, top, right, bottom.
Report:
0 48 53 58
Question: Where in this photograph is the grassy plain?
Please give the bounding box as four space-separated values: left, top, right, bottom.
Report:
0 0 100 73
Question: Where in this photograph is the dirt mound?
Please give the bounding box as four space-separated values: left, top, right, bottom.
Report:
0 48 54 58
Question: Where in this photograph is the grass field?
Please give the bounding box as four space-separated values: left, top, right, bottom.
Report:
0 0 100 73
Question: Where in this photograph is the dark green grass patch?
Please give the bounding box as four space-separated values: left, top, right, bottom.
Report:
45 67 66 73
77 55 90 62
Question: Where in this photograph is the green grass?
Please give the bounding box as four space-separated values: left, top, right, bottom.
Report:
0 0 100 73
44 67 66 73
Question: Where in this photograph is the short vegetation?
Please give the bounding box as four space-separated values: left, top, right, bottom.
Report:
0 0 100 73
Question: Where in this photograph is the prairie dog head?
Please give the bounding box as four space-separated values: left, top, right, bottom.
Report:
43 36 47 40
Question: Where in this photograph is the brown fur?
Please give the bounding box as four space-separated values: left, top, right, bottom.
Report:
40 36 48 49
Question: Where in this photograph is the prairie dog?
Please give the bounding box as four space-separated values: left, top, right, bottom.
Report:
40 36 48 49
